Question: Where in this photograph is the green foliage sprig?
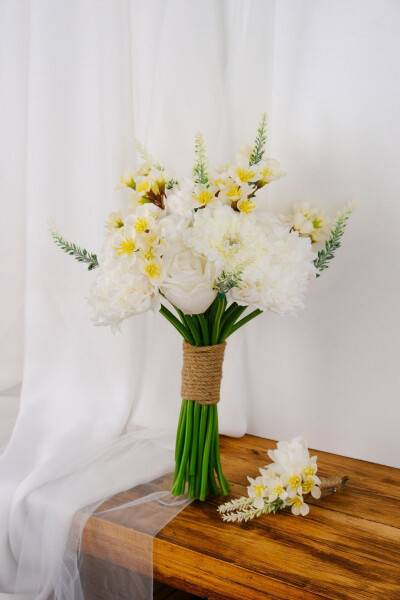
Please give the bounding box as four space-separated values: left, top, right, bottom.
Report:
314 202 358 276
214 269 243 295
193 132 209 185
249 113 268 165
49 223 99 271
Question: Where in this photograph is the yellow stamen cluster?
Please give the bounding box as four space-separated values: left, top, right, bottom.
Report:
145 262 161 279
115 238 135 255
193 190 215 205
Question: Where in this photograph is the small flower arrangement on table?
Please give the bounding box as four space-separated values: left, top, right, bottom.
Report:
218 438 349 522
51 114 356 501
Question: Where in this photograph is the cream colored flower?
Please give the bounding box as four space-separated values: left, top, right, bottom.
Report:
258 158 285 184
229 222 316 315
247 476 267 510
161 243 217 314
228 162 261 185
286 495 310 516
116 168 136 190
266 477 288 503
105 210 124 234
192 183 218 207
301 476 321 499
285 473 303 498
286 202 330 243
185 203 267 273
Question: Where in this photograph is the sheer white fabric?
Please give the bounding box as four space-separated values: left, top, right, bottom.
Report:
1 0 400 598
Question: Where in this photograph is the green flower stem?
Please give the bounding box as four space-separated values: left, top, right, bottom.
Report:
185 315 202 347
159 305 193 343
213 405 230 494
200 406 214 501
208 408 220 495
227 309 263 337
189 402 201 476
211 296 227 345
171 400 193 495
219 302 239 330
195 405 208 498
196 314 210 345
174 401 186 463
218 304 247 342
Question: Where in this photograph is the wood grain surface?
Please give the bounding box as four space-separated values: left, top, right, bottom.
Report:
81 435 400 599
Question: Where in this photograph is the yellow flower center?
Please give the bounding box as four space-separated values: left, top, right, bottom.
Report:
143 248 155 261
145 262 161 279
262 167 274 180
288 475 301 490
253 485 264 497
303 465 316 477
237 167 256 183
115 238 135 255
227 184 240 198
238 199 255 215
135 217 149 232
302 478 314 494
274 484 283 495
289 496 302 509
137 180 149 193
193 190 214 205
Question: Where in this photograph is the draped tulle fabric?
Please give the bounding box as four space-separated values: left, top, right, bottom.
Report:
1 0 400 598
0 1 275 596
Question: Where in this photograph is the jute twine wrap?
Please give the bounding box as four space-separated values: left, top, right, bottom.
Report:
181 340 226 405
319 476 348 494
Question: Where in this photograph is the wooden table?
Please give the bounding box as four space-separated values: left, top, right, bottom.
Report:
81 435 400 599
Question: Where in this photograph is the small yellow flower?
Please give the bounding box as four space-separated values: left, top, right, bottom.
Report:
237 198 256 215
192 184 217 206
286 495 309 516
135 217 149 233
137 179 150 193
226 184 241 199
115 238 135 255
116 169 136 190
145 262 161 280
228 164 260 185
142 247 155 261
105 210 124 233
303 463 317 478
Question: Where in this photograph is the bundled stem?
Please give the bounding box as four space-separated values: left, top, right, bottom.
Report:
161 295 262 500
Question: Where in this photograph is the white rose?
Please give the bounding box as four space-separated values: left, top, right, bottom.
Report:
160 244 217 314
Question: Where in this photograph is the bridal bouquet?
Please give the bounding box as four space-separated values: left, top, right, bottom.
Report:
51 114 356 501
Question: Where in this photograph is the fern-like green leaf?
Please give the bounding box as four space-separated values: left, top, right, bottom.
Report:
49 223 99 271
249 113 268 165
193 132 209 185
314 201 358 276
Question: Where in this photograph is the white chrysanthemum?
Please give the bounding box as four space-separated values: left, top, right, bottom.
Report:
88 259 160 331
184 203 267 273
229 221 316 315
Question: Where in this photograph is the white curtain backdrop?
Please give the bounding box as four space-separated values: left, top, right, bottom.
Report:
0 0 400 597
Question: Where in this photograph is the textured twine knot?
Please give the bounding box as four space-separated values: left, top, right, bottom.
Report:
181 340 226 405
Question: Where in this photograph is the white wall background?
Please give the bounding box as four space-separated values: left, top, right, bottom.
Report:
1 0 399 471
